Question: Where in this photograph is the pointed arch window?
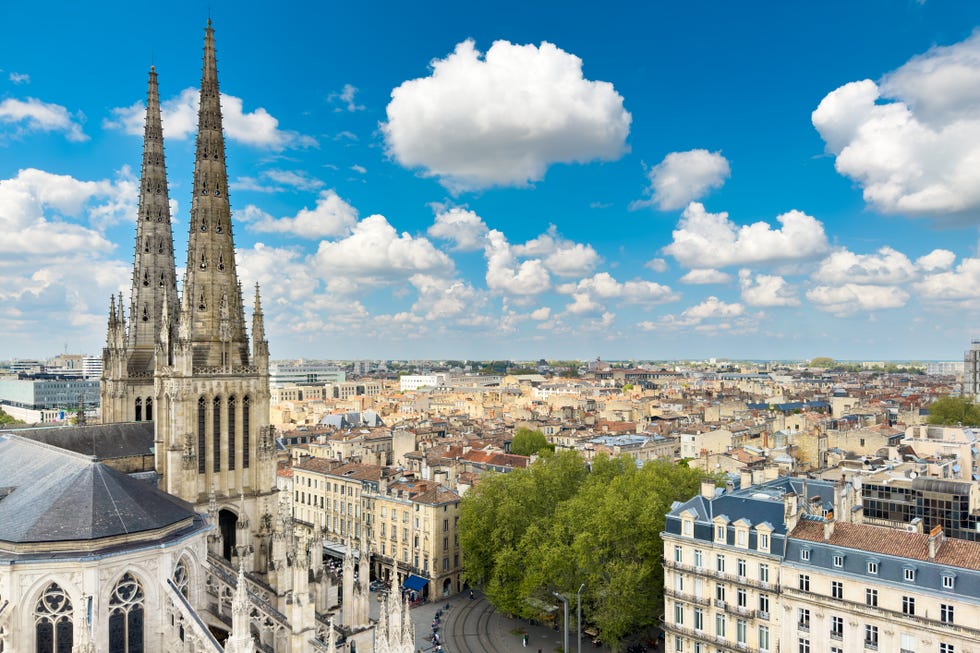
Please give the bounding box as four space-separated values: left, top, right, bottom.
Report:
108 573 144 653
159 273 165 288
199 293 206 311
213 396 221 473
145 397 152 421
141 305 149 322
201 181 208 196
200 253 207 270
242 395 250 469
173 559 189 598
215 220 222 234
218 254 225 271
200 219 208 232
228 395 236 471
158 240 164 254
143 238 150 252
142 271 149 287
135 397 142 422
34 582 73 653
198 397 206 474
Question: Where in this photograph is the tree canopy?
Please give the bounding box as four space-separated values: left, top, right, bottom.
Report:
927 396 980 426
0 407 21 426
458 451 708 650
510 428 553 456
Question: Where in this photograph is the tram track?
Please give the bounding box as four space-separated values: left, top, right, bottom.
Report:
444 592 503 653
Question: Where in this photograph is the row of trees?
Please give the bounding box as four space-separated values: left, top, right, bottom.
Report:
0 407 21 426
458 451 711 650
927 396 980 426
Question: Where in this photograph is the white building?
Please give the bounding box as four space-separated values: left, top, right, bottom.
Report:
399 374 444 392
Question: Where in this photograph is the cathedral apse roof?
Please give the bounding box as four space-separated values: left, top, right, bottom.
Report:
0 434 198 545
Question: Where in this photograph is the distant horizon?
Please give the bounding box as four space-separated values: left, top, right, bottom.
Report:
3 3 980 361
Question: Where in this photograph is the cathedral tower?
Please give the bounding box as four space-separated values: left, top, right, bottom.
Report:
150 20 275 573
101 65 179 423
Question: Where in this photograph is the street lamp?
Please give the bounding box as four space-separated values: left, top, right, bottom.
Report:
576 584 585 653
552 592 569 653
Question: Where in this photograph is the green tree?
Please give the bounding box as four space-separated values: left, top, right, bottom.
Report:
0 407 22 426
459 452 707 651
511 428 553 456
927 396 980 426
808 357 835 368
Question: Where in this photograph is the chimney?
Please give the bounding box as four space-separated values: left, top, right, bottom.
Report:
823 516 835 542
725 480 735 495
700 479 716 499
784 492 800 532
928 525 944 559
740 470 752 490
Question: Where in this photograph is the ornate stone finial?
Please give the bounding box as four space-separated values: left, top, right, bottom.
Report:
225 560 256 653
72 594 96 653
237 490 249 527
327 616 337 653
208 482 218 518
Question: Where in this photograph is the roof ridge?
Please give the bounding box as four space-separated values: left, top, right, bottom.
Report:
1 433 96 462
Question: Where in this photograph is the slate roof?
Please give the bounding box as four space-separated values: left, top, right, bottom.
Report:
0 434 196 544
7 421 154 460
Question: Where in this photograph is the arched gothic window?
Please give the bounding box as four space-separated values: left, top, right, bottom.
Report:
135 398 142 422
173 559 190 598
227 396 236 471
213 396 221 473
197 397 206 474
108 573 144 653
242 395 250 469
34 582 73 653
145 397 152 421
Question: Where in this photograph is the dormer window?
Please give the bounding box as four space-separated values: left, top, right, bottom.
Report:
716 525 725 541
800 548 811 561
942 574 955 589
904 566 916 582
758 533 770 552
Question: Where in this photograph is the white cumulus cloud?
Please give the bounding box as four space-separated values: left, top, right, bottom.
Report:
812 32 980 218
512 225 599 278
427 207 489 251
247 189 358 239
314 214 454 292
631 149 730 211
679 269 731 285
484 230 551 295
663 202 829 269
105 88 316 150
807 284 909 315
382 39 631 192
738 270 800 307
0 97 87 142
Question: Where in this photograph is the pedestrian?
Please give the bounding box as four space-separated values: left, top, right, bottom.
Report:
523 634 528 647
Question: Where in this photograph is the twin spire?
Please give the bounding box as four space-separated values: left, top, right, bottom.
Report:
110 21 264 371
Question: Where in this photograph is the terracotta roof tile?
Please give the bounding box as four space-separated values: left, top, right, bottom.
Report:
791 519 980 571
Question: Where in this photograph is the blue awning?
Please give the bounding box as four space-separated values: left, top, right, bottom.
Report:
403 574 428 591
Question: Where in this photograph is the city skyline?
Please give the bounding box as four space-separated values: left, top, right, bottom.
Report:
3 2 980 361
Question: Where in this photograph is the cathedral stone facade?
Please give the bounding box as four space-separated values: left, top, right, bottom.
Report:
0 20 418 653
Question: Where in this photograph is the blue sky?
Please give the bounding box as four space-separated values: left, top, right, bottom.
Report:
3 1 980 362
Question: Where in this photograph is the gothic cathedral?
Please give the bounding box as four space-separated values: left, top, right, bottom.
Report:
101 20 277 576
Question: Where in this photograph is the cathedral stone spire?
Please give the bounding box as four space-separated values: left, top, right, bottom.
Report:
128 65 178 367
181 20 249 368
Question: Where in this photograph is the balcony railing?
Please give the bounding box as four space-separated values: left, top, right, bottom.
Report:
664 588 710 606
660 619 764 653
663 559 780 593
782 585 980 640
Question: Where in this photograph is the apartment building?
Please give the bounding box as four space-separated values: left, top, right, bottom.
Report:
662 476 980 653
291 458 462 598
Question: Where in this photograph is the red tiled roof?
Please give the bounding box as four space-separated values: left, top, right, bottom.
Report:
791 520 980 571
